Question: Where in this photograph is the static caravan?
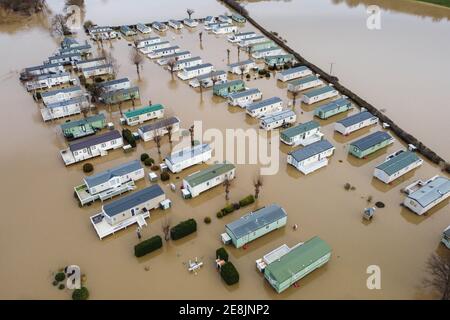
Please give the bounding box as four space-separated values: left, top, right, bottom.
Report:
136 23 152 34
349 131 394 159
148 45 180 59
182 163 235 198
139 41 171 54
302 86 339 105
177 63 214 80
41 96 89 121
287 139 335 175
238 35 266 47
227 31 257 43
251 47 283 59
314 97 352 120
47 52 82 65
90 185 166 239
218 15 232 24
58 43 91 56
250 40 277 52
223 204 287 248
213 79 245 97
277 66 312 82
442 226 450 249
138 116 180 142
287 75 323 92
89 26 118 40
183 19 198 28
74 57 107 71
96 78 131 93
280 121 323 146
168 19 183 29
204 22 229 31
172 56 203 71
228 88 262 107
26 72 73 91
157 51 191 65
81 63 113 78
259 109 296 130
165 144 212 173
41 86 83 105
59 130 123 166
123 104 164 126
264 54 294 67
231 13 246 23
75 159 144 206
335 111 378 135
189 70 227 88
246 97 283 118
373 150 423 184
61 113 106 140
135 36 161 49
212 24 237 34
152 22 168 32
120 25 137 36
227 59 256 75
403 176 449 215
21 63 65 79
264 236 331 293
60 37 78 48
100 86 140 104
204 16 215 26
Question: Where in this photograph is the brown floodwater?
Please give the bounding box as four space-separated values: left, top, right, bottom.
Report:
0 0 449 300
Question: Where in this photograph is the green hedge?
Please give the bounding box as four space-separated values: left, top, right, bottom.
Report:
239 195 255 207
134 236 163 257
170 219 197 240
216 247 229 262
72 287 89 300
122 129 136 148
220 262 239 285
140 153 150 161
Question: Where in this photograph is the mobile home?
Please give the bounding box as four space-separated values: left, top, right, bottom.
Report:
250 40 277 52
222 204 287 248
264 54 295 67
204 16 215 26
81 63 113 78
59 130 124 166
302 86 339 105
335 111 378 135
26 72 73 91
287 75 323 92
100 86 140 104
168 19 183 30
238 35 266 47
227 59 256 75
138 116 181 142
148 45 180 59
135 36 161 49
90 185 166 239
280 120 323 146
172 56 203 71
75 159 145 206
47 52 82 65
251 47 283 59
182 163 235 198
349 131 394 159
276 66 312 82
212 24 237 34
204 22 229 31
60 113 106 140
136 23 152 34
74 57 107 71
156 51 191 65
21 62 65 80
227 31 257 43
246 97 283 118
374 150 424 184
96 78 131 93
442 226 450 249
287 139 335 175
264 236 331 293
177 63 214 80
259 109 296 130
314 97 352 120
213 79 245 97
123 104 164 126
165 144 212 173
139 41 171 54
189 70 227 88
183 19 198 28
120 25 137 36
231 13 246 23
152 22 168 32
218 15 232 24
228 88 262 107
89 26 118 40
41 96 89 121
403 176 449 215
41 86 83 105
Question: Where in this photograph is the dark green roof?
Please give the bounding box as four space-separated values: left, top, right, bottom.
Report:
375 151 421 175
265 236 331 284
60 114 105 131
281 121 319 139
184 163 235 187
124 104 163 118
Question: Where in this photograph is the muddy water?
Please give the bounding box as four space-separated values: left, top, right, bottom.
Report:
0 1 449 300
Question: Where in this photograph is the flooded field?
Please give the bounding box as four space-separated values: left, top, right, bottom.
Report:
0 0 449 300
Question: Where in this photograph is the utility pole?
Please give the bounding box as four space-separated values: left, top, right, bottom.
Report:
329 62 334 76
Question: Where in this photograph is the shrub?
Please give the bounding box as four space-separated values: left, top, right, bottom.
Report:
344 183 351 191
170 219 197 240
220 262 239 285
216 247 229 262
232 202 240 210
161 171 170 181
239 195 255 207
134 235 163 257
221 204 235 216
140 153 150 161
82 163 94 173
122 129 136 148
151 164 160 171
52 280 58 286
258 69 267 75
245 74 251 80
54 272 66 282
58 284 65 290
265 73 271 78
216 211 223 219
72 287 89 300
144 158 154 166
204 217 211 224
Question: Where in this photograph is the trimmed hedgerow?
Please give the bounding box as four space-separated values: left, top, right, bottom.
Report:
134 235 163 257
220 262 239 285
170 219 197 240
239 195 255 207
216 247 229 262
54 272 66 282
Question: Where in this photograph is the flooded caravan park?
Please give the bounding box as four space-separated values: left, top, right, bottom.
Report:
0 0 449 299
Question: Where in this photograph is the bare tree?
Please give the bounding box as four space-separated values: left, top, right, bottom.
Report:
153 128 163 154
199 31 203 43
239 65 246 80
247 45 253 58
51 14 71 37
237 46 241 61
226 48 230 63
166 124 174 144
254 175 263 199
130 49 143 78
423 252 450 300
292 91 299 109
189 125 195 147
187 8 194 20
167 58 176 79
81 104 89 118
161 217 171 242
104 51 119 77
223 178 231 201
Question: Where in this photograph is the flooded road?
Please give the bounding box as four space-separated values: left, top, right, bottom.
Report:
0 0 449 300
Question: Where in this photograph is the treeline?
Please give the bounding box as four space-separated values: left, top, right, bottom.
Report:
0 0 46 15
